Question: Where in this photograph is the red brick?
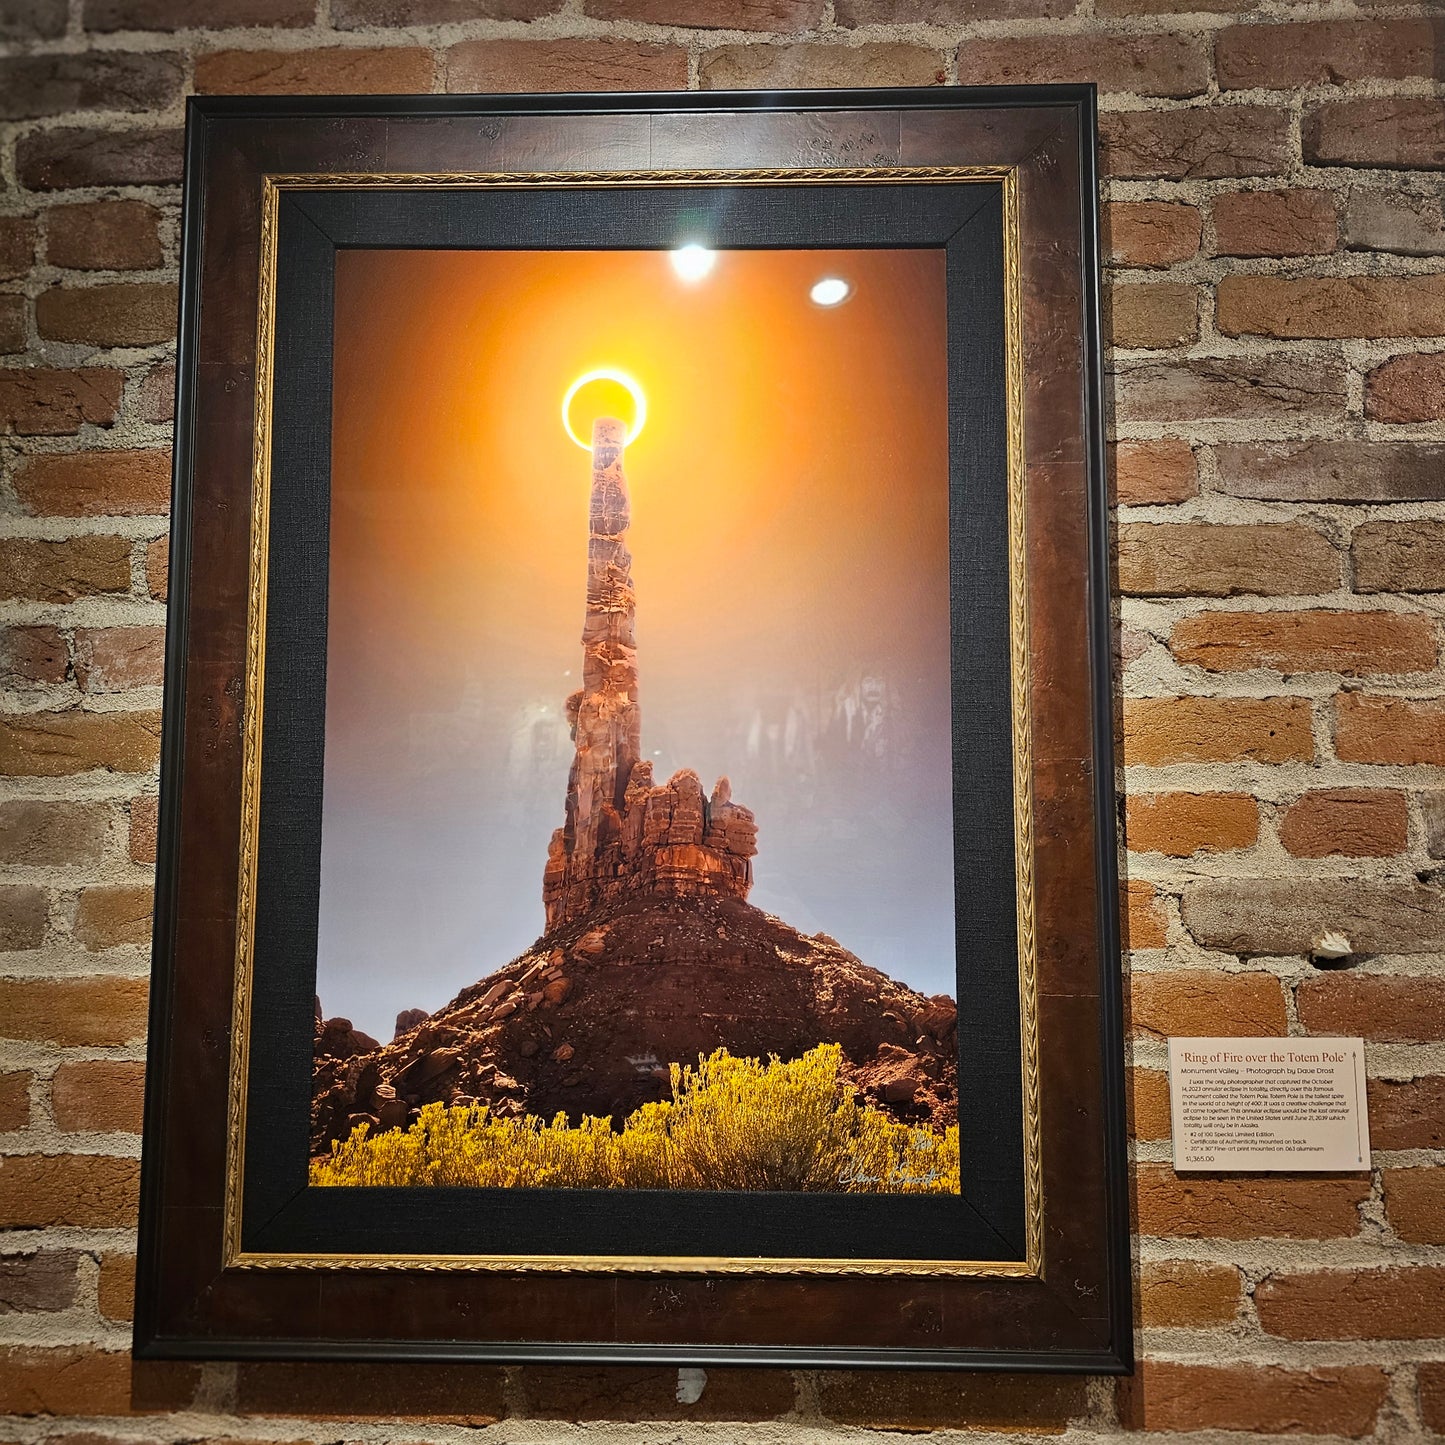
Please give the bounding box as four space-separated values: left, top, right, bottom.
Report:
1105 201 1200 268
1383 1169 1445 1244
195 46 437 95
448 37 689 92
73 885 153 950
1 0 67 37
1368 1076 1445 1150
16 127 183 190
700 42 944 89
1352 520 1445 593
1119 523 1338 597
0 1157 140 1229
1131 971 1287 1038
813 1371 1086 1432
0 537 132 603
1131 1065 1171 1138
1108 283 1197 349
51 1061 146 1133
1118 1361 1387 1437
36 282 177 347
1102 106 1290 180
1137 1165 1368 1240
0 295 25 353
1335 693 1445 765
0 52 183 120
0 368 123 435
585 0 821 25
1216 441 1445 503
47 201 163 271
236 1361 505 1423
0 216 37 279
1216 19 1440 90
1171 610 1437 676
1123 879 1168 950
85 0 314 26
1213 189 1336 258
0 976 148 1046
1116 356 1345 424
1257 1266 1445 1340
129 795 157 864
0 1252 79 1314
146 536 169 600
516 1365 796 1420
136 363 175 424
839 0 1073 17
1366 354 1445 423
1279 789 1408 858
1424 1365 1445 1434
0 1071 31 1131
1425 791 1445 858
1300 974 1445 1043
0 1345 197 1414
12 448 170 515
956 33 1206 98
1098 0 1252 13
1305 98 1445 171
1219 274 1445 340
72 627 165 692
1113 439 1197 505
1126 792 1258 856
97 1254 135 1322
335 0 554 21
1123 696 1313 764
0 711 161 776
1138 1260 1240 1327
0 884 47 950
0 801 108 870
1 625 68 685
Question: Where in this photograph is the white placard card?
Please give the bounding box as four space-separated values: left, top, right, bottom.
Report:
1168 1037 1370 1172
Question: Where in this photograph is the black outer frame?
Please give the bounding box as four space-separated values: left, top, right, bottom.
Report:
135 84 1129 1372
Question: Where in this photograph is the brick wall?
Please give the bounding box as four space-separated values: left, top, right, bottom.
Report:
1 0 1442 1438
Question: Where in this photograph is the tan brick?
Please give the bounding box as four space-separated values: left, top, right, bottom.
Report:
1366 353 1445 424
1123 879 1168 950
86 0 314 28
1116 356 1345 424
1213 189 1336 258
0 1071 31 1131
0 216 37 279
1137 1165 1368 1240
699 42 944 90
1299 975 1445 1043
449 38 688 92
236 1360 506 1423
0 1251 80 1314
0 976 148 1046
35 282 177 347
1279 789 1408 859
1306 98 1445 170
1220 273 1445 340
1184 878 1445 956
1138 1260 1240 1328
1217 441 1445 503
0 711 161 776
0 537 132 603
1257 1266 1445 1340
1171 610 1436 676
13 448 170 515
1123 696 1313 765
1131 1065 1171 1139
1216 19 1439 90
1102 106 1290 181
73 885 153 950
129 794 157 865
146 535 169 601
1424 1365 1445 1434
1104 202 1200 268
956 33 1206 97
585 0 819 24
52 1061 145 1133
0 1344 197 1414
1113 439 1197 506
1347 191 1445 258
0 1156 140 1228
517 1365 797 1420
1383 1169 1445 1245
197 46 436 95
1335 693 1445 765
0 368 123 435
1119 523 1338 598
1426 791 1445 859
1127 792 1258 857
1108 283 1197 349
0 885 47 950
1131 971 1287 1038
1352 520 1445 593
1369 1076 1445 1150
1 625 68 685
47 200 163 271
813 1372 1086 1433
97 1253 135 1322
1118 1361 1387 1437
72 627 165 692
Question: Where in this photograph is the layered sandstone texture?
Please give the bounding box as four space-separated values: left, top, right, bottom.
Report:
2 0 1444 1440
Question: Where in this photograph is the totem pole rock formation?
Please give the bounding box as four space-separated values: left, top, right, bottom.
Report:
542 416 758 929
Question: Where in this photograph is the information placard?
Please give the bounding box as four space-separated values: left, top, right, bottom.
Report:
1168 1037 1370 1172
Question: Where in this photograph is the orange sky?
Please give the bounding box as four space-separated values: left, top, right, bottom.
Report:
318 248 954 1039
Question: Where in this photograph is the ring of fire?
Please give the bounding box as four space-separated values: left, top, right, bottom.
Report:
562 368 648 451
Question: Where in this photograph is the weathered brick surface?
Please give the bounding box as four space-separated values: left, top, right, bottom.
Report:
812 1372 1086 1432
16 127 183 190
36 282 179 347
236 1361 506 1422
0 1156 140 1228
1305 98 1445 170
1131 1066 1170 1138
1368 1076 1445 1150
449 38 690 91
129 794 158 864
0 1345 197 1415
0 296 25 353
0 1071 31 1131
1 625 68 685
196 46 437 94
1105 201 1200 268
1366 354 1445 424
72 885 154 949
0 976 148 1045
1170 610 1437 677
1278 789 1408 859
0 52 185 120
1352 521 1445 593
1213 189 1336 258
1123 696 1313 764
699 42 944 90
0 884 47 950
1136 1166 1368 1240
1118 523 1337 597
1424 1365 1445 1434
1256 1267 1445 1341
1425 791 1445 859
1130 971 1286 1038
0 711 162 776
0 537 132 603
0 368 123 435
1138 1260 1239 1327
1382 1169 1445 1245
1102 106 1291 180
1334 693 1445 765
1115 355 1344 423
97 1253 135 1321
1126 792 1257 856
12 449 170 515
1123 878 1168 949
586 0 820 26
955 34 1207 97
1215 19 1441 91
1298 974 1445 1042
1108 282 1197 349
146 535 170 600
72 627 166 692
1216 441 1445 503
86 0 315 27
1113 439 1197 505
47 201 164 271
1218 274 1445 341
0 216 37 278
0 1252 79 1314
1346 191 1445 258
516 1366 798 1420
338 0 559 21
51 1061 146 1133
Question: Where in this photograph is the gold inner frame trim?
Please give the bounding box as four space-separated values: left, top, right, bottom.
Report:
227 165 1038 1277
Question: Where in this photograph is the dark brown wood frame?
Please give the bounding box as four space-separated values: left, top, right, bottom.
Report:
135 85 1128 1370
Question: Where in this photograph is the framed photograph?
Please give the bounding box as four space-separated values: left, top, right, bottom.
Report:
135 84 1128 1370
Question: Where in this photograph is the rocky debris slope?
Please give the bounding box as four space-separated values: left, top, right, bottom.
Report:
312 893 957 1156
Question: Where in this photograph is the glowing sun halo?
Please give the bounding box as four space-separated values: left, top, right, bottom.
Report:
562 368 648 451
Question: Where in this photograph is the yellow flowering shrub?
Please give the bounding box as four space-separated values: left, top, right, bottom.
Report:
310 1043 958 1194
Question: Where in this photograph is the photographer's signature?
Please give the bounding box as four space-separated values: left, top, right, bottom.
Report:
837 1136 945 1187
